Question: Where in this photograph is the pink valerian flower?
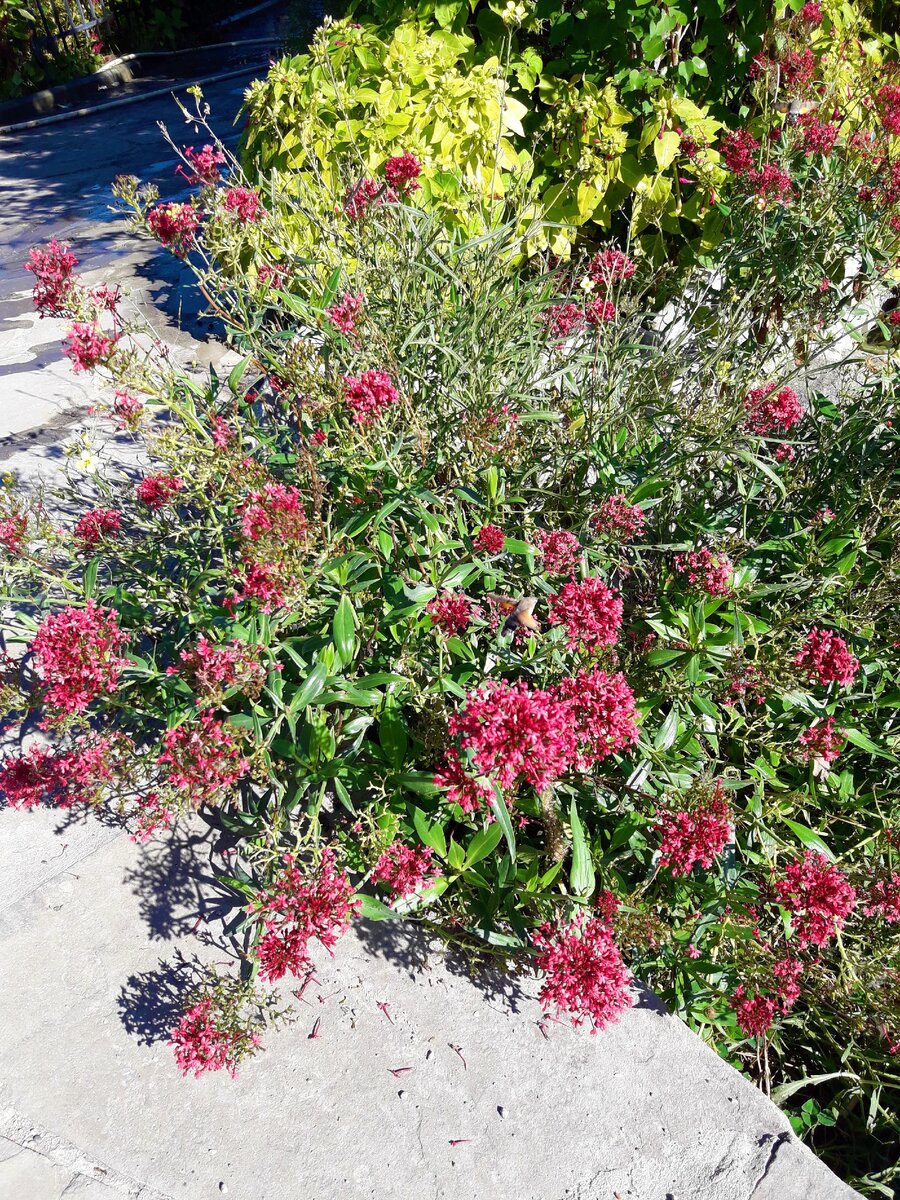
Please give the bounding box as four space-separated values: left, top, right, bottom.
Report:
146 202 201 257
799 1 823 25
449 678 578 794
473 524 505 555
74 507 121 550
251 848 359 982
536 528 582 576
426 590 479 636
799 717 843 766
344 177 386 219
159 713 248 804
433 749 494 814
24 240 79 316
721 129 760 174
0 735 123 809
774 852 857 947
180 144 226 186
864 873 900 924
547 576 623 650
223 187 265 223
732 986 776 1038
383 153 423 195
532 912 632 1033
594 889 620 924
588 249 636 287
552 669 639 765
542 303 586 339
325 292 364 336
310 428 327 446
795 627 859 687
748 164 795 205
210 417 234 449
342 369 400 425
0 515 27 555
877 83 900 138
744 383 803 435
31 602 129 716
673 547 733 597
780 47 816 89
168 636 267 708
170 993 261 1079
231 560 294 613
135 473 183 510
585 297 617 325
818 277 831 294
257 262 285 288
130 790 174 842
654 780 731 876
371 841 437 901
799 114 839 157
772 957 804 1011
63 322 115 372
724 658 768 706
112 390 144 429
592 494 645 542
685 943 701 959
238 482 308 544
812 506 835 526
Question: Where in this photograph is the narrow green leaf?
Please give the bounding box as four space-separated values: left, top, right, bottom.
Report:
569 799 595 897
488 782 516 862
464 823 504 868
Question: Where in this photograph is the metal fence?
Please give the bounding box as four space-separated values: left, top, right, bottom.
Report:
30 0 109 61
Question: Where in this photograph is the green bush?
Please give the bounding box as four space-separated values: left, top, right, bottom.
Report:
5 111 900 1188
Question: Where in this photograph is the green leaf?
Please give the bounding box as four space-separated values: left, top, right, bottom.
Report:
227 354 252 394
378 695 408 769
569 799 595 897
332 594 357 665
844 727 895 760
488 782 516 862
781 818 834 861
654 705 679 750
288 662 328 712
357 893 399 921
83 558 99 600
771 1072 857 1104
413 807 447 858
464 823 503 868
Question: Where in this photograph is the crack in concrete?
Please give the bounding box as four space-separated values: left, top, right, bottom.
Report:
0 1107 175 1200
748 1131 790 1198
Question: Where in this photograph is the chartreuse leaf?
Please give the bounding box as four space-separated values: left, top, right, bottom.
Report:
464 823 503 869
781 818 834 861
357 893 398 920
413 807 447 858
569 800 595 897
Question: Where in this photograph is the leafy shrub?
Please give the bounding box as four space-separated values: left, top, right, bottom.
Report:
4 111 900 1192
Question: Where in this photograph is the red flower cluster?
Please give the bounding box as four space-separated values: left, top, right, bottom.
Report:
232 560 294 613
864 874 900 924
223 187 265 223
799 2 822 25
63 322 115 372
586 297 617 324
720 131 794 205
146 202 201 256
383 153 422 194
799 717 843 766
799 114 839 157
877 83 900 138
159 713 248 804
32 602 129 716
252 848 358 982
170 996 260 1079
74 508 121 550
772 956 804 1010
588 249 636 286
432 751 494 814
181 144 226 186
168 636 266 707
532 913 632 1033
24 240 79 317
655 780 731 876
592 494 645 542
113 390 144 429
795 627 859 687
724 658 768 706
0 735 122 809
325 292 364 336
721 129 759 174
371 841 436 901
426 590 479 636
780 47 816 89
342 369 400 425
774 851 857 947
239 482 307 544
542 302 586 339
547 576 623 650
733 987 776 1038
750 163 795 206
135 473 183 510
0 514 27 555
473 523 505 555
536 528 582 575
744 384 803 435
553 668 640 765
344 177 385 219
674 547 733 597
